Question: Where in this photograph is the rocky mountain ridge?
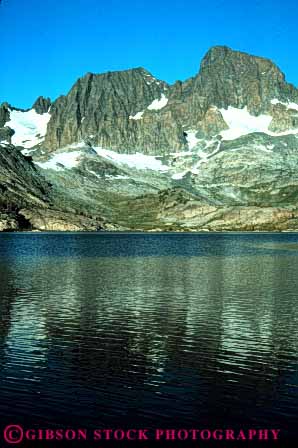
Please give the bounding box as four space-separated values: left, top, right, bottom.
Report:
43 46 298 152
1 45 298 231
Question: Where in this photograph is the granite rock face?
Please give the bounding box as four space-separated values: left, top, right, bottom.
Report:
32 96 51 114
0 213 19 231
195 106 228 138
0 103 10 128
0 143 51 209
269 103 298 133
43 69 180 154
191 46 298 114
19 208 105 231
0 126 14 144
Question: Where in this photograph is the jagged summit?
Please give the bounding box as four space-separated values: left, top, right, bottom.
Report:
43 64 170 151
1 46 298 154
80 66 157 78
195 45 297 114
32 96 51 114
71 66 167 92
200 45 281 68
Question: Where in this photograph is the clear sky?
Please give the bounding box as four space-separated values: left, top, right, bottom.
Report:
0 0 297 109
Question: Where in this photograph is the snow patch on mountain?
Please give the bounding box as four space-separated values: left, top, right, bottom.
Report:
185 130 200 149
171 172 184 180
220 106 298 140
35 141 169 173
129 111 144 120
147 94 168 111
35 151 83 171
94 147 169 171
220 107 272 140
6 109 51 148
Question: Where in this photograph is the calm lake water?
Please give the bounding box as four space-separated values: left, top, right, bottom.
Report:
0 233 297 446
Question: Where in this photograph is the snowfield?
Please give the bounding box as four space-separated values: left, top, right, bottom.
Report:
220 106 298 140
35 151 83 171
129 111 144 120
93 147 169 171
185 130 200 149
147 94 168 110
220 107 273 140
6 109 51 148
35 144 169 173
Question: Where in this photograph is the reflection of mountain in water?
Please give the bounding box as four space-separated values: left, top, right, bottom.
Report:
0 234 297 441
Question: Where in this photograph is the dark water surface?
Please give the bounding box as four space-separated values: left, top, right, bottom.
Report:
0 233 298 445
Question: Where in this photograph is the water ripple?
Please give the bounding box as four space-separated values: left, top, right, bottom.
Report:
0 233 297 439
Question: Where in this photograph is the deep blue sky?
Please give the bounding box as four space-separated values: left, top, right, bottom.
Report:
1 0 297 109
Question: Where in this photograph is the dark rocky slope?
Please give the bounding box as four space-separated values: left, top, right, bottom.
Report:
0 143 112 231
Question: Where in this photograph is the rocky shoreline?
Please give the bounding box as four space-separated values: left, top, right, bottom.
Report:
2 205 298 232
